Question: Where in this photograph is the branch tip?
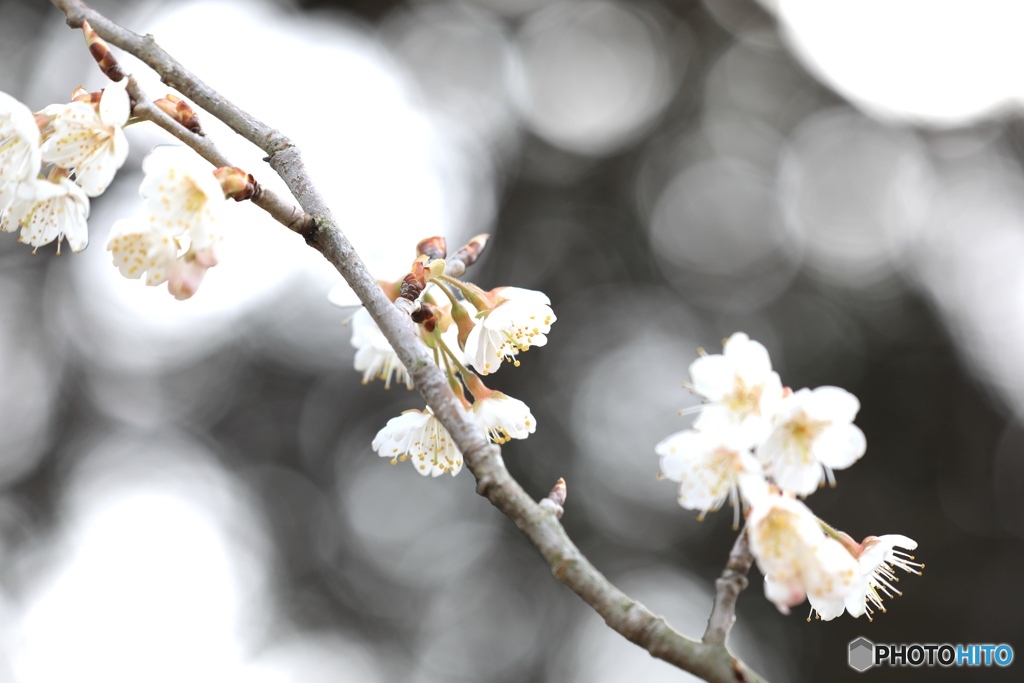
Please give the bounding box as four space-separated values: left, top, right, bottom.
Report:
702 528 755 646
539 477 567 518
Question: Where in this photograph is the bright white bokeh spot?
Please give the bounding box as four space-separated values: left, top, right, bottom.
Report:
647 157 801 311
240 632 386 683
650 158 792 275
910 156 1024 418
777 0 1024 125
513 0 680 156
384 2 516 147
779 107 935 287
341 457 499 588
12 432 269 683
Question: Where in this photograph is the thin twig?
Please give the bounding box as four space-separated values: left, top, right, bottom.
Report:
49 2 767 681
123 77 312 234
703 527 755 646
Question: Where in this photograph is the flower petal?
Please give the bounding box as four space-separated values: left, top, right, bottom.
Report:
806 386 860 424
724 332 772 383
812 424 866 469
99 79 130 127
689 354 733 400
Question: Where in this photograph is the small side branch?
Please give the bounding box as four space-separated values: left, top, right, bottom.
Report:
125 78 312 234
703 527 755 646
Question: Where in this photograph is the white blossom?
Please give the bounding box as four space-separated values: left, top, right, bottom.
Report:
656 429 762 522
372 409 463 477
2 177 89 253
808 534 921 621
472 392 536 444
39 79 129 196
106 217 180 285
138 146 223 247
106 146 224 295
757 386 866 496
465 287 555 375
350 307 413 389
689 332 783 445
0 91 41 213
745 486 859 615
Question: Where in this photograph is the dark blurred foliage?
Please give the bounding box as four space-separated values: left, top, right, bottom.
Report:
0 0 1022 681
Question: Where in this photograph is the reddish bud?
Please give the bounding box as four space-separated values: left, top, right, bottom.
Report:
213 166 258 201
416 236 447 260
399 258 427 302
452 233 489 268
450 300 475 351
154 94 202 134
411 301 440 333
83 21 125 82
539 478 567 518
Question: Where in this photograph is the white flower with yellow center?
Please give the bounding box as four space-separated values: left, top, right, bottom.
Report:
350 307 413 390
39 79 130 197
465 287 555 375
372 408 463 477
0 91 41 213
745 484 859 615
106 146 224 295
689 332 783 445
655 429 762 523
2 177 89 253
756 386 866 496
472 392 536 444
139 146 223 245
808 534 922 621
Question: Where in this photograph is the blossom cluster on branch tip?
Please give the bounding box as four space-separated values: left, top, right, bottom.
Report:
331 237 550 477
1 61 251 299
656 333 921 620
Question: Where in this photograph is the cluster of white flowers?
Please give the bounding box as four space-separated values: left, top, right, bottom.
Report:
1 75 238 299
0 82 130 253
657 333 921 620
336 239 555 478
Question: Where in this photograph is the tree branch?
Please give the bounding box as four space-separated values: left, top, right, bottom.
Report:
123 77 313 235
49 2 766 681
703 528 755 646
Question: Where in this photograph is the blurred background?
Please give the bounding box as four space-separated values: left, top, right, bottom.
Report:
0 0 1022 680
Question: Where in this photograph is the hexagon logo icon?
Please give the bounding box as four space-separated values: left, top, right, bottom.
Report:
849 637 875 672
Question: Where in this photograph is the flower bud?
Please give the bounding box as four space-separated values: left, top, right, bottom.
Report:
213 166 258 201
411 301 440 333
399 257 427 302
83 21 125 82
450 300 476 350
416 235 446 260
450 233 489 271
153 94 202 134
426 258 446 280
